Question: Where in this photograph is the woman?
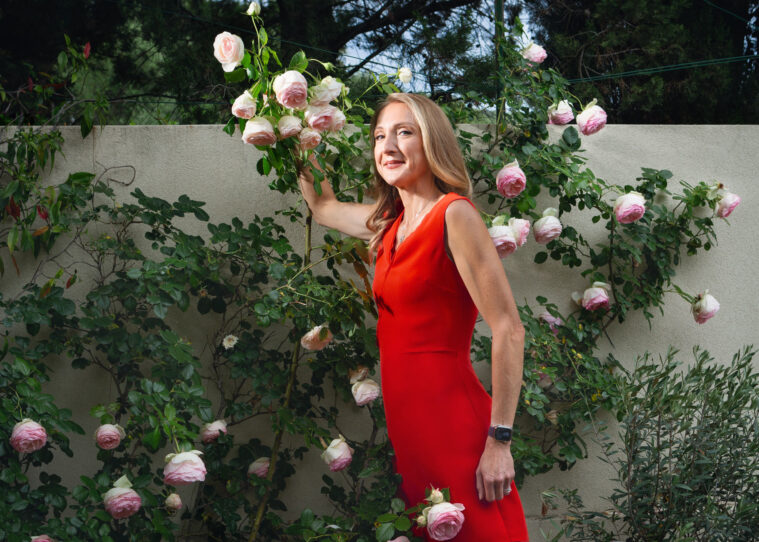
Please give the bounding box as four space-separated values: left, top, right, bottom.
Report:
298 93 528 541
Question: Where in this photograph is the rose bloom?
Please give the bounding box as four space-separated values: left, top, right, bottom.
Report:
200 419 227 443
321 435 353 472
231 90 256 119
496 160 527 198
348 366 369 384
614 191 646 224
273 70 309 109
351 378 380 406
305 104 341 132
31 536 55 542
165 492 182 511
222 334 238 350
300 324 333 350
10 419 47 453
488 225 517 258
163 450 207 486
716 191 741 218
298 127 322 150
213 32 245 72
329 108 346 132
95 424 125 450
248 457 270 478
426 502 466 541
104 487 142 519
508 217 531 247
246 1 261 15
242 118 277 146
398 67 413 84
539 311 562 334
390 538 410 542
521 42 547 64
278 115 303 139
692 291 720 324
547 100 573 125
533 209 563 244
310 76 344 105
576 100 607 135
582 282 611 311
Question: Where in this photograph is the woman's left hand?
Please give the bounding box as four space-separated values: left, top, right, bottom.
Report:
475 437 515 502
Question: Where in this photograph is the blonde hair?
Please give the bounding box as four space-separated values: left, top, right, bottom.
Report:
366 93 473 252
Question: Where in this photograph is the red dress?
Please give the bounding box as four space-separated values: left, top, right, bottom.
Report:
372 192 528 541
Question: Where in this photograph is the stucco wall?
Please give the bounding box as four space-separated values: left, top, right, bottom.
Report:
4 124 757 539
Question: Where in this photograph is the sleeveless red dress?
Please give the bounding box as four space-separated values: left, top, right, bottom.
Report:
372 192 529 541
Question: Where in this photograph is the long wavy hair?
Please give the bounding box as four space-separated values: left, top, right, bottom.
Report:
366 93 473 252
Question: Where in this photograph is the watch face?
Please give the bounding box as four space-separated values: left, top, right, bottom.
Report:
494 426 512 441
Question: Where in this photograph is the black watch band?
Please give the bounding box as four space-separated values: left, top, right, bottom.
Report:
487 424 513 442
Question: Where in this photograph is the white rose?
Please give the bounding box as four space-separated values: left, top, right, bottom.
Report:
246 1 261 15
398 67 413 84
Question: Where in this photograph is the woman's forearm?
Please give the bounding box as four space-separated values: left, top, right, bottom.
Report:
489 323 525 428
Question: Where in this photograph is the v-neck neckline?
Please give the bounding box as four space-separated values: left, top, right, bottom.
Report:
389 193 451 257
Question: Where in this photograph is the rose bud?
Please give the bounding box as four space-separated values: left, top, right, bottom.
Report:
416 513 428 527
348 366 369 384
242 118 277 146
576 99 607 135
298 127 322 150
273 70 309 110
426 501 466 541
614 191 646 224
398 67 413 84
300 324 333 351
716 191 741 218
692 291 720 324
231 90 256 119
36 204 49 220
200 420 227 444
582 282 611 311
508 217 531 247
533 208 563 244
247 457 270 478
246 1 261 15
222 334 238 350
496 160 527 198
165 493 182 512
31 536 55 541
277 115 303 139
94 424 126 450
547 100 574 125
521 42 547 64
213 32 245 72
538 311 562 335
310 76 344 106
10 419 47 453
488 225 518 258
426 488 445 505
571 291 584 306
321 434 353 472
163 450 207 486
351 378 380 406
104 476 142 519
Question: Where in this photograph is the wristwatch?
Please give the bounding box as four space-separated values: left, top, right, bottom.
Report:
487 424 513 442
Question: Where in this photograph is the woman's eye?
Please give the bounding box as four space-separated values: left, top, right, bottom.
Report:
374 134 384 141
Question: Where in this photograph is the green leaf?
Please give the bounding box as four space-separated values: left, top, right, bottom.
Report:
143 426 161 451
224 69 247 84
259 27 269 47
394 516 411 530
534 251 548 264
376 522 395 542
289 50 309 72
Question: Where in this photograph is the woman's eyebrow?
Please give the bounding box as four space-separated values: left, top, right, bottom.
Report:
374 122 416 132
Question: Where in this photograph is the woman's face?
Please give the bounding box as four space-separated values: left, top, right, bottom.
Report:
373 102 433 189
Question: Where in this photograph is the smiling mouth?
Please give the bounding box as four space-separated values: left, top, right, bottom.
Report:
384 160 404 168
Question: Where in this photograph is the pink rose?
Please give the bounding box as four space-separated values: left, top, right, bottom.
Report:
389 538 410 542
163 450 207 486
104 487 142 519
242 118 276 146
426 501 466 541
298 127 322 150
692 291 719 324
508 217 530 247
488 225 517 258
277 115 302 139
533 208 563 244
305 104 341 132
329 108 346 132
576 100 607 135
539 311 562 335
31 536 55 541
310 76 344 106
300 324 333 351
521 42 547 64
321 435 353 472
547 100 573 125
614 191 646 224
231 90 256 119
10 419 47 453
348 366 369 384
247 457 270 478
496 160 526 198
582 282 611 311
213 32 245 72
351 378 380 406
95 424 125 450
200 420 227 444
716 191 740 218
165 493 182 511
273 70 308 109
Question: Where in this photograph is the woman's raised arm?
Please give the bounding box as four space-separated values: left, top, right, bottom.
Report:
297 154 376 241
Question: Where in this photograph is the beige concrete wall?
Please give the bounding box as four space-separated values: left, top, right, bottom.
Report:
4 124 757 539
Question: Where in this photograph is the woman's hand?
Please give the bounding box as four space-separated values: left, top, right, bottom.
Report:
476 438 515 501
